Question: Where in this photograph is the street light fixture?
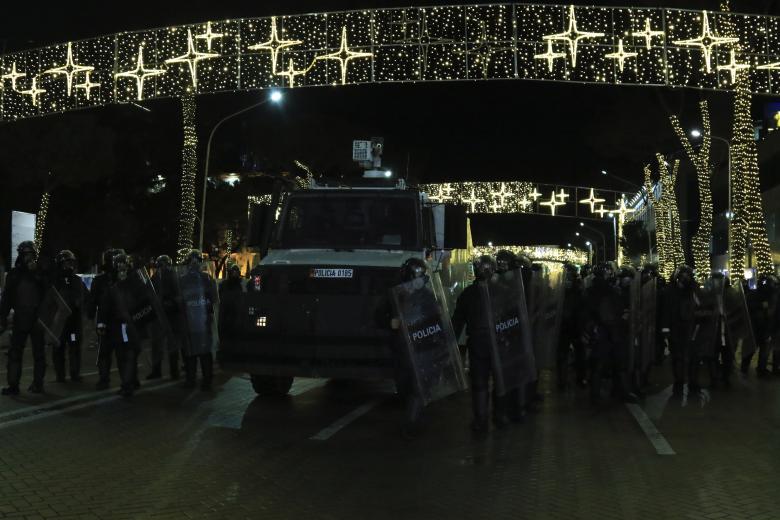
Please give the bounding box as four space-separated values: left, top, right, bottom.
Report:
198 90 285 251
579 221 609 262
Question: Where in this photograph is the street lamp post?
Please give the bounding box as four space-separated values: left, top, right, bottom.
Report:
602 169 653 261
691 129 732 273
576 231 599 263
198 90 284 252
580 222 608 262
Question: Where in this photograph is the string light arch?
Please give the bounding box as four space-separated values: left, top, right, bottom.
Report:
3 4 780 121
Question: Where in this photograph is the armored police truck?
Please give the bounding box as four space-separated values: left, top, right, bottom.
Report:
218 176 470 396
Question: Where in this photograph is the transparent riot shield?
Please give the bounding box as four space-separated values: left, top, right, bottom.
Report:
390 276 467 406
176 265 219 357
530 269 565 370
723 282 757 360
430 272 453 318
482 270 536 396
37 287 73 344
627 274 642 371
638 278 657 372
692 278 723 359
116 268 171 355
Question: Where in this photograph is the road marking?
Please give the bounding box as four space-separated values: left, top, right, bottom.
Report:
0 383 120 421
310 400 381 441
290 378 327 396
625 403 676 455
0 380 180 431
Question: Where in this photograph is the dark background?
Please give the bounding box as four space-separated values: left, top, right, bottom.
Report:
1 0 778 268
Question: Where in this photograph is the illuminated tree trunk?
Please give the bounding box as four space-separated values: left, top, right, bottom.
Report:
176 94 198 263
34 191 51 252
645 163 670 278
731 72 773 276
655 155 685 277
670 101 713 281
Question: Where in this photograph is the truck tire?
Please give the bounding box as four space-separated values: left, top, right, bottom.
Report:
250 375 294 396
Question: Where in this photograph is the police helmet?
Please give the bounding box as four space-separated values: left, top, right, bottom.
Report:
400 257 427 281
512 253 532 271
592 262 614 281
55 249 76 268
184 249 203 266
155 255 173 270
673 265 695 287
17 240 37 256
473 255 497 281
227 262 242 277
495 250 517 274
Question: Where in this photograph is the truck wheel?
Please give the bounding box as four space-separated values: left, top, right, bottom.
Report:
250 375 294 396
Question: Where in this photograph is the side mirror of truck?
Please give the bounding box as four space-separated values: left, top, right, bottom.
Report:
442 204 467 250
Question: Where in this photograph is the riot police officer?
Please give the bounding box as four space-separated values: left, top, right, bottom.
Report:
97 253 140 398
583 262 637 404
91 248 125 390
558 263 585 390
0 241 48 395
662 265 698 395
391 257 430 439
147 255 180 380
51 250 88 383
219 263 245 297
746 274 778 377
179 250 217 391
452 255 502 434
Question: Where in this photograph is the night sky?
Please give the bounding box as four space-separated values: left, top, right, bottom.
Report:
1 0 779 265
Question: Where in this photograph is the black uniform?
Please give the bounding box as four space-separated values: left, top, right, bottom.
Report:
583 277 630 403
90 272 124 388
662 283 698 392
558 279 585 389
148 267 180 379
746 283 776 376
97 276 141 397
0 264 48 393
51 272 88 382
451 283 502 429
179 269 217 390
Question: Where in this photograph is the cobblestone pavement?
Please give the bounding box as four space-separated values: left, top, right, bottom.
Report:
1 339 779 520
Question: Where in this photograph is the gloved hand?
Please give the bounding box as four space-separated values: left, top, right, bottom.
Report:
96 324 106 336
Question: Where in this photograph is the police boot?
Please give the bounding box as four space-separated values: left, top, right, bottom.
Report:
688 358 701 393
200 354 214 391
492 391 510 429
69 342 82 382
740 355 751 375
96 357 111 390
53 347 67 383
672 359 685 395
169 353 180 380
471 390 489 435
181 356 197 389
146 362 163 381
507 387 526 424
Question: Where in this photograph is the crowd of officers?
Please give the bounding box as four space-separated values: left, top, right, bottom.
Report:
0 241 244 398
418 250 780 437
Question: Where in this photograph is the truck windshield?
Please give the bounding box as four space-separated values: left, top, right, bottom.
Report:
277 195 418 250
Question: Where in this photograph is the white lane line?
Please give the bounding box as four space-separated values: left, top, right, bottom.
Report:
0 385 121 421
625 403 676 455
0 380 180 431
310 400 381 441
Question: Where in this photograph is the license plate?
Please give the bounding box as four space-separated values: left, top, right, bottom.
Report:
310 268 354 279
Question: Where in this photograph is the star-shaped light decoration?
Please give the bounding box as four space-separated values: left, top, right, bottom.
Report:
519 196 533 210
605 39 638 73
672 10 739 73
457 21 515 79
165 28 219 88
398 11 454 77
543 4 604 68
74 70 101 100
579 188 606 213
529 187 543 201
757 60 780 71
18 76 46 107
614 195 635 222
391 10 421 42
43 42 94 97
428 184 453 203
595 204 610 218
275 58 313 88
555 188 570 202
540 191 566 216
492 182 513 207
534 39 567 73
633 18 665 51
717 49 750 83
249 17 303 74
462 188 485 213
1 62 26 91
315 26 373 85
115 45 166 101
195 22 225 52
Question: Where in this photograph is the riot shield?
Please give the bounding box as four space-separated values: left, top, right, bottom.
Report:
692 278 723 359
530 269 565 370
430 272 453 318
37 287 73 344
638 278 657 372
723 282 757 360
390 276 467 406
176 266 219 357
627 274 642 371
482 270 536 396
116 268 171 355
